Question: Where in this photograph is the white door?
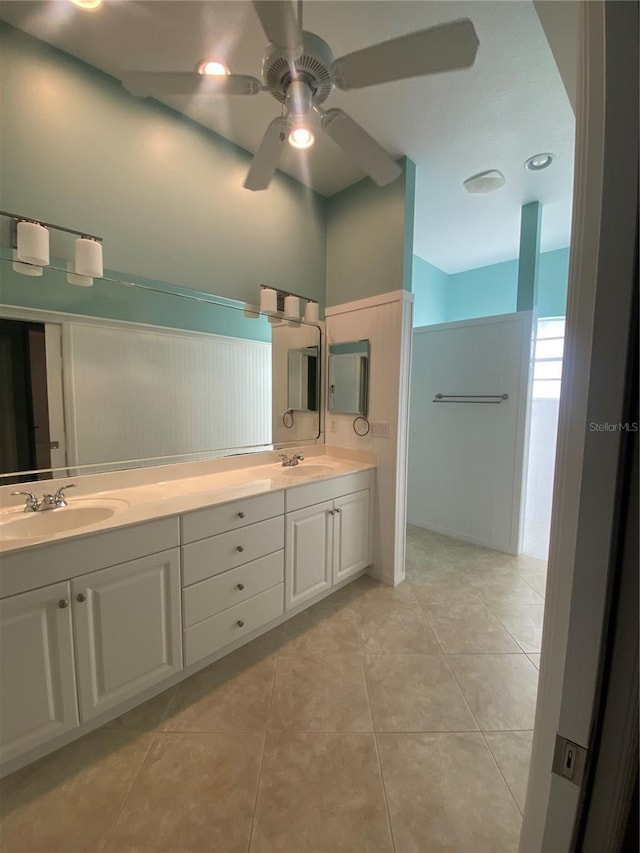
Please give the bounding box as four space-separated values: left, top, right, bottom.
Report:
0 582 78 764
333 490 370 584
72 549 182 721
285 501 333 610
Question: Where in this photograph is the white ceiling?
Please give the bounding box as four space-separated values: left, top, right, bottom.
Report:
0 0 576 273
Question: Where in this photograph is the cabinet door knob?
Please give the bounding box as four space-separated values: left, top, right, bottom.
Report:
236 545 244 552
76 593 86 603
328 509 335 516
335 507 341 513
238 512 245 519
237 583 245 591
58 599 69 609
237 620 245 628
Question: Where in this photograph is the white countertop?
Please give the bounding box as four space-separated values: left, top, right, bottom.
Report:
0 453 374 555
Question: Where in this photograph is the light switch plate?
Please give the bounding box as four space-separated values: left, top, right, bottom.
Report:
371 421 390 438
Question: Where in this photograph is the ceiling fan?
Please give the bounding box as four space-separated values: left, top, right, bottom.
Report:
121 1 479 191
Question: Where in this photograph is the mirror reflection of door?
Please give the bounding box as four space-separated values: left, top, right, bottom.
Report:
0 320 52 484
287 346 319 412
328 340 369 415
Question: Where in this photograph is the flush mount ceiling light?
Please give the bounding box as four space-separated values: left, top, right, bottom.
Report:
71 0 103 10
525 152 554 171
463 169 506 194
288 125 315 149
197 60 230 77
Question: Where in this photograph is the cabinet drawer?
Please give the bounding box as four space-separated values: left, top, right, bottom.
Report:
183 550 284 628
181 492 284 544
182 516 284 587
184 584 284 667
285 470 371 513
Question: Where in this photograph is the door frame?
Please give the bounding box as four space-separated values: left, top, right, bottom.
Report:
520 1 638 848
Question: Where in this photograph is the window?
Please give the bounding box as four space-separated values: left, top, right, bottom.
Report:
533 317 565 399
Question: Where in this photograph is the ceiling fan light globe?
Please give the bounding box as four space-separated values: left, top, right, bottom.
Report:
288 126 315 149
198 60 230 77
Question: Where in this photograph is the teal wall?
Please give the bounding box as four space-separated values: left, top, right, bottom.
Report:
0 257 271 341
325 158 416 307
412 247 570 326
0 25 327 312
412 256 448 326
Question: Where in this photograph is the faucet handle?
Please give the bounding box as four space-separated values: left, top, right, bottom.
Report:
53 483 76 505
11 491 38 511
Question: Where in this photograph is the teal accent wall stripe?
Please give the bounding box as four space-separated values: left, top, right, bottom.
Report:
516 201 542 312
402 158 417 292
0 257 271 341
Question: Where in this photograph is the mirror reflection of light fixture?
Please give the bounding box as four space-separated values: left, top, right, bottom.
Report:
67 260 93 287
75 237 103 278
12 249 43 277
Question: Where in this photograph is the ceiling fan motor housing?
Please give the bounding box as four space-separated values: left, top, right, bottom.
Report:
262 30 335 105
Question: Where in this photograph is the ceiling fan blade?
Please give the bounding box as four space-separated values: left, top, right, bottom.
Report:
252 0 303 59
244 117 288 191
121 72 263 97
320 109 401 186
332 19 479 90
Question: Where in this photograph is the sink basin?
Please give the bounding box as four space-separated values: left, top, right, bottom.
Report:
0 500 129 542
280 464 337 478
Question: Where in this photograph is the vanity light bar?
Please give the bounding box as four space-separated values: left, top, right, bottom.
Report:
1 210 104 282
259 284 319 321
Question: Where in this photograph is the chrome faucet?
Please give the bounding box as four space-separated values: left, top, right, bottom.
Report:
12 484 76 512
279 452 305 467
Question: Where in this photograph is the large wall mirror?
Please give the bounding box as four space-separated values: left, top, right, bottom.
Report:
0 257 321 485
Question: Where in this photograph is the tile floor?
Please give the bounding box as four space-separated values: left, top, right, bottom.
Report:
0 526 546 853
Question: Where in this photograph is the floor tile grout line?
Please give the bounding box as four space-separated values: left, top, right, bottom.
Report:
99 732 158 853
438 647 483 734
360 642 396 853
247 651 280 852
478 597 543 657
480 730 527 817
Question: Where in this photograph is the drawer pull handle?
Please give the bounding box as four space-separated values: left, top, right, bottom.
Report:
237 620 245 628
237 583 245 591
76 593 86 603
238 512 245 519
58 599 69 609
236 545 244 553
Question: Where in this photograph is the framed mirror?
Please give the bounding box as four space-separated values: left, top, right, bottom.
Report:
0 258 321 484
328 340 370 415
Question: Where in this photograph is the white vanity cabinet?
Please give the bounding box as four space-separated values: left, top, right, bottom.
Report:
72 550 182 721
0 582 79 764
181 492 285 666
285 471 372 611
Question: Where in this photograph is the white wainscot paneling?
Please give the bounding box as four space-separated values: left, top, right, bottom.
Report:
63 323 271 467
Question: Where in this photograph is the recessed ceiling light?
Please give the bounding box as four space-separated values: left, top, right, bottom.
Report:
525 153 554 171
71 0 103 9
288 126 315 149
197 60 230 77
463 169 505 194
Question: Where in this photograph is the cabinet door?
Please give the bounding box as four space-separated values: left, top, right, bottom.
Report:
285 501 333 611
72 549 182 722
0 582 78 764
333 490 371 584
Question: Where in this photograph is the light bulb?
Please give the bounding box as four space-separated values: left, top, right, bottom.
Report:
198 60 229 76
71 0 103 9
288 126 315 149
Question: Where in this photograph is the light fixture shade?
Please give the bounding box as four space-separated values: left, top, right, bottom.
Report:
75 237 103 277
304 301 319 322
66 260 93 287
12 249 43 277
284 295 300 319
260 287 278 313
16 221 49 265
